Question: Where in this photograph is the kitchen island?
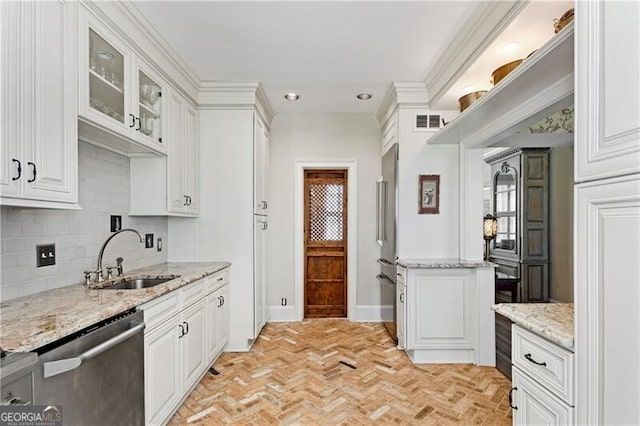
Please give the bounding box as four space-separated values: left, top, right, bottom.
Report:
396 258 496 365
0 262 229 353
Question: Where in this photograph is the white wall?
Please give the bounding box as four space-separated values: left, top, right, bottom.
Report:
267 113 381 309
396 107 460 258
0 142 168 301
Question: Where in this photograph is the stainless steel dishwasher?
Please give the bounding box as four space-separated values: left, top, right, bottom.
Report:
33 309 145 426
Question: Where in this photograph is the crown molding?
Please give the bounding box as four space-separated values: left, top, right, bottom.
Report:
376 82 429 126
424 0 529 106
199 82 274 127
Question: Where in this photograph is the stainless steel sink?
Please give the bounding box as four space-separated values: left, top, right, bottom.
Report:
102 276 179 290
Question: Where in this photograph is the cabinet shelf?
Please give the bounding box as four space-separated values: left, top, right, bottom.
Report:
428 23 574 148
139 102 160 118
89 68 124 94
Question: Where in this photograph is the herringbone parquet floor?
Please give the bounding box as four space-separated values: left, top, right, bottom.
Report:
169 320 513 425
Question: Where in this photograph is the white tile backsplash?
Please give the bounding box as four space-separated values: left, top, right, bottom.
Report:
0 142 168 302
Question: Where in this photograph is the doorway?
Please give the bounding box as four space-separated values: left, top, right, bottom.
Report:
303 170 348 318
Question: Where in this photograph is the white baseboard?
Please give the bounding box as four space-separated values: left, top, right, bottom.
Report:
352 305 392 322
266 305 392 322
267 305 297 322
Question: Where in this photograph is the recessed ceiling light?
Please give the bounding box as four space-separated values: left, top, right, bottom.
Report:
356 93 372 100
284 93 300 101
502 42 519 53
96 50 114 60
461 86 474 94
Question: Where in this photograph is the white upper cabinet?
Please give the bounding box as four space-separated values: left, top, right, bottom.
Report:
575 1 640 182
166 90 199 216
1 0 78 208
77 7 167 155
129 88 198 216
254 114 269 213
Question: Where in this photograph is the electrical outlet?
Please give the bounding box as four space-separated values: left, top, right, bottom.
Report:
281 298 287 306
110 215 122 232
157 238 162 252
145 234 154 248
36 244 56 267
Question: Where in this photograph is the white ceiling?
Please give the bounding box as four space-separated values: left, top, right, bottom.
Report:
133 1 478 114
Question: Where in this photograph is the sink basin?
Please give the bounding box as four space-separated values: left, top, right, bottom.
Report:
103 275 180 290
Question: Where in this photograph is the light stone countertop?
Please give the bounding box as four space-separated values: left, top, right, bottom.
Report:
397 258 497 269
492 303 574 351
0 262 230 353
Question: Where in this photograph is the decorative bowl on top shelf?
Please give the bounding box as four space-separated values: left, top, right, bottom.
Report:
491 59 524 86
458 90 487 112
554 8 574 34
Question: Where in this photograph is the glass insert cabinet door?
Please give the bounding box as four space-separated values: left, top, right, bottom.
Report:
88 29 125 124
137 70 163 143
493 162 518 253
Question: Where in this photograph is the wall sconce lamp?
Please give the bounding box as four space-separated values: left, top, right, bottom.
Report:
483 214 498 261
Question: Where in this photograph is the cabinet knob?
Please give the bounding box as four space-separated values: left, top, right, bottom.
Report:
11 159 21 181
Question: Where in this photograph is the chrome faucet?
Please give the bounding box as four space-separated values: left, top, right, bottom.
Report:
85 228 144 284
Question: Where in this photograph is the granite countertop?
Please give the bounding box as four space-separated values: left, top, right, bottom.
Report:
492 303 574 351
397 258 497 269
0 262 230 353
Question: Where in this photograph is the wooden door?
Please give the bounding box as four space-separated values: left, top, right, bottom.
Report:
304 170 347 318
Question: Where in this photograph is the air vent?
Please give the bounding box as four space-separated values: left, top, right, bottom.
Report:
415 114 442 131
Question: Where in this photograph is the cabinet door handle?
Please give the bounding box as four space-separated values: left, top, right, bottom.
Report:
183 195 189 206
261 201 268 209
129 114 136 128
178 324 185 338
27 162 36 183
508 387 518 410
221 295 224 306
217 296 222 308
11 159 21 181
399 293 404 303
262 221 268 230
183 321 189 335
135 117 141 131
524 353 547 367
187 196 192 206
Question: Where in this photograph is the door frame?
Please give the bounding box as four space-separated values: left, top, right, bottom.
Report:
294 160 357 321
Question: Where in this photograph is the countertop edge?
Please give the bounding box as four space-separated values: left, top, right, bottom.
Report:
397 258 497 269
492 303 574 352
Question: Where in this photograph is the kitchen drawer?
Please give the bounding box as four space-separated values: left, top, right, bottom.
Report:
396 266 406 285
141 291 180 331
512 367 574 425
181 278 205 308
204 269 229 294
512 324 574 405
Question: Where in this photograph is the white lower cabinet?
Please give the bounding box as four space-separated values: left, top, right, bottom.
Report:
512 368 573 425
510 325 574 425
142 269 230 425
206 284 229 363
144 315 182 424
396 282 406 350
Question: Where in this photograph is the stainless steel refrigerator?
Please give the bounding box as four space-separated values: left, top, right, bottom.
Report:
377 143 398 342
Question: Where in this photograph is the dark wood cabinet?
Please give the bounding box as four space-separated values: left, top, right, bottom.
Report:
486 148 550 302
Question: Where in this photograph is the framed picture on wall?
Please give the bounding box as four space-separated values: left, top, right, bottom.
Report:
418 174 440 214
